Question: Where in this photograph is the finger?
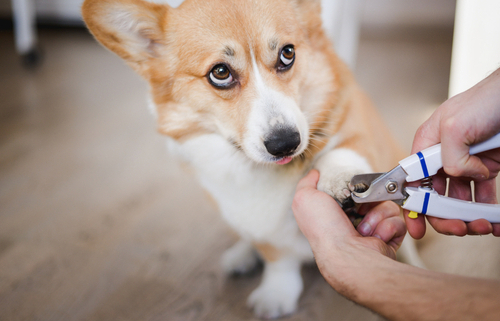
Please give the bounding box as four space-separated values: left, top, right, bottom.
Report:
426 216 467 236
447 177 473 201
474 178 498 204
480 150 500 173
357 202 383 216
493 224 500 237
404 211 426 239
357 201 400 236
440 117 490 179
466 219 493 235
410 117 441 154
372 216 406 247
295 169 320 191
431 172 448 195
293 171 357 245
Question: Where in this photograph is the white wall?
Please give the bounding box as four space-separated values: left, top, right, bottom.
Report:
449 0 500 96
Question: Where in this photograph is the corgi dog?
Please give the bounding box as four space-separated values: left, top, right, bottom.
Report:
82 0 422 318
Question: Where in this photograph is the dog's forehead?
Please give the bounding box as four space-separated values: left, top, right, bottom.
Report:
169 0 301 57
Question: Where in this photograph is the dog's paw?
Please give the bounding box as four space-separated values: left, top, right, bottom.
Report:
314 148 372 207
317 168 364 206
221 240 260 275
246 265 303 319
247 283 300 319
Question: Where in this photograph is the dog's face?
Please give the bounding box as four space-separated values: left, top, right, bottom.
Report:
83 0 338 165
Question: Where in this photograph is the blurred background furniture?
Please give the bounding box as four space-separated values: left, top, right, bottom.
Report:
11 0 39 65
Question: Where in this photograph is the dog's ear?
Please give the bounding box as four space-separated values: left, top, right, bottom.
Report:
288 0 340 54
82 0 168 73
289 0 322 14
288 0 324 39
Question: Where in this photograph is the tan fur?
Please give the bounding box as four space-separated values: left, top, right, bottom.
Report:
332 69 405 171
82 0 403 164
83 0 364 157
82 0 411 317
254 242 283 262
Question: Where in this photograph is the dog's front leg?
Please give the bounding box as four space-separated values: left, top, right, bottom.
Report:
314 148 372 206
247 244 303 319
221 239 260 275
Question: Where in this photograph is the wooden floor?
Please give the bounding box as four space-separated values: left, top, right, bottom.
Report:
0 25 499 321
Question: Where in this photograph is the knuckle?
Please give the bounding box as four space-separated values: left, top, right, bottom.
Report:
441 116 460 134
444 164 463 177
385 217 402 232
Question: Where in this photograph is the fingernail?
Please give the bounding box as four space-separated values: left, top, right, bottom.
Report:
358 222 372 236
373 234 382 240
472 174 486 180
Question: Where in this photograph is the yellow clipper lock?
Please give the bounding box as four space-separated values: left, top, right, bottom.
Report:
408 211 419 219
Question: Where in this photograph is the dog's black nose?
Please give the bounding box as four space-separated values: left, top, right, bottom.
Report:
264 129 301 157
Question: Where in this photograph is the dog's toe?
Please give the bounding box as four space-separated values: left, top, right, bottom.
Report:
246 266 302 319
247 284 298 319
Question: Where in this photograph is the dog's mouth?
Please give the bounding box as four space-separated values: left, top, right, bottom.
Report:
274 156 293 165
268 145 307 165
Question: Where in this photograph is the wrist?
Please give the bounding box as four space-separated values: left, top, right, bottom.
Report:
314 240 378 298
316 239 404 303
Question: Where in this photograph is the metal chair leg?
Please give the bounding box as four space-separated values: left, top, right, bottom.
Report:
12 0 41 67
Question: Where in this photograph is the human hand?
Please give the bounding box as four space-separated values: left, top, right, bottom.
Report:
292 170 406 289
406 68 500 239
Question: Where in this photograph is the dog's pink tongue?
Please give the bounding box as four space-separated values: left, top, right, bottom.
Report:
276 157 292 165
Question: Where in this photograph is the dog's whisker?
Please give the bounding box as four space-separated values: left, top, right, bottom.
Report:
308 136 328 145
303 149 313 158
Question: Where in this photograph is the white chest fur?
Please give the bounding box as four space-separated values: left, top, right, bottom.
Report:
166 134 305 243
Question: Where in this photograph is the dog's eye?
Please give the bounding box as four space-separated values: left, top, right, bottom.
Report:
209 64 234 87
278 45 295 71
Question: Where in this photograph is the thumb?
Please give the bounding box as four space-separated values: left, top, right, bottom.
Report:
293 170 357 246
440 127 490 179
